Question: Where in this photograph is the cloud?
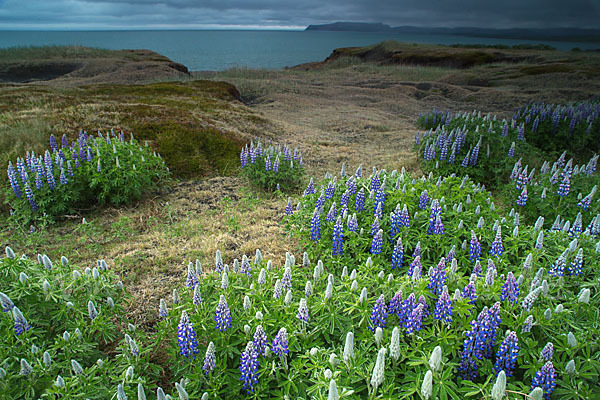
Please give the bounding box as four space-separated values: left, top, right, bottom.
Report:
0 0 598 29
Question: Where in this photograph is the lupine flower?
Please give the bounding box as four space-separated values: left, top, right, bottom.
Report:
203 342 216 374
88 300 98 320
355 188 365 212
271 328 289 358
304 178 315 196
215 250 224 274
522 315 534 333
578 288 591 304
185 264 199 288
253 325 269 356
388 291 403 316
429 258 447 296
240 342 260 393
374 188 385 217
418 190 429 210
370 294 388 331
568 331 577 347
326 203 337 223
332 217 344 256
310 209 321 242
20 359 32 375
240 254 252 277
435 286 453 324
494 331 519 376
282 266 292 290
427 199 441 234
24 181 38 210
485 260 497 286
371 229 383 254
297 298 309 323
304 280 313 298
548 251 567 277
398 293 416 328
462 282 477 305
348 213 358 232
400 204 410 227
178 311 199 359
500 272 519 303
531 361 556 400
214 295 232 331
421 370 433 400
489 226 503 257
569 248 583 275
0 292 15 312
7 163 22 198
470 231 481 261
557 174 570 197
540 342 553 361
13 307 30 336
370 347 386 392
391 237 404 269
159 299 168 318
407 255 422 278
370 216 380 236
406 303 425 334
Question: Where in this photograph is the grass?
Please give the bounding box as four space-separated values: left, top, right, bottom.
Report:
0 45 114 62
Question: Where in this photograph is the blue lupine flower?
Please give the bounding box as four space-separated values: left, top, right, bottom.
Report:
434 286 452 324
265 154 272 171
271 327 289 358
88 300 98 320
461 150 471 168
374 188 385 216
412 241 421 258
516 166 528 190
50 134 58 152
203 342 216 374
569 213 583 237
285 198 293 216
469 231 481 262
489 227 503 257
297 298 309 323
253 325 270 356
193 286 202 306
427 199 441 234
391 237 404 269
348 213 358 232
61 134 69 148
215 250 224 274
418 190 429 210
371 229 383 255
569 248 583 276
531 361 556 400
186 264 199 288
326 203 337 223
429 258 447 296
281 267 292 290
23 181 38 211
240 147 248 168
522 287 542 312
0 292 15 312
406 303 425 334
548 251 567 277
241 254 252 277
508 142 515 157
370 172 381 192
400 204 410 227
370 294 388 331
470 138 481 166
273 156 279 173
355 188 365 212
399 293 416 328
7 163 22 198
332 217 344 256
494 331 519 377
325 181 336 199
557 174 570 197
500 272 519 303
304 178 315 196
485 260 497 286
44 151 56 190
370 216 380 236
516 187 528 206
462 282 477 304
340 189 351 208
388 291 402 316
178 310 199 359
407 256 422 278
433 215 444 235
12 307 30 336
390 205 402 240
215 295 232 332
240 342 260 393
540 342 554 361
458 319 481 380
310 209 321 242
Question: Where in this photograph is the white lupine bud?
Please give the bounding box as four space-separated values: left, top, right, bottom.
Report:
55 375 65 387
566 360 576 375
97 359 104 367
126 365 134 380
544 308 552 320
568 332 577 347
359 287 367 303
92 267 100 279
578 288 591 304
310 348 318 357
221 272 229 290
19 272 28 284
343 331 354 366
267 260 273 270
555 304 563 313
63 331 70 342
542 280 549 295
157 388 167 400
313 265 321 281
328 273 334 286
341 266 348 278
71 359 84 375
375 327 383 346
284 290 293 305
42 254 53 269
351 280 358 291
305 281 313 297
327 379 339 400
175 382 189 400
421 370 433 400
324 369 333 380
255 311 263 320
457 219 464 230
244 324 251 335
530 387 544 400
201 393 209 400
107 297 115 308
258 268 266 285
387 273 394 283
88 301 98 320
43 279 51 292
350 269 357 280
5 246 15 259
491 370 506 400
366 257 373 268
370 348 386 391
73 270 81 279
173 289 180 304
138 383 147 400
512 226 519 237
378 271 385 280
429 346 442 372
43 351 52 366
389 327 400 361
325 281 333 299
329 353 339 368
243 295 251 310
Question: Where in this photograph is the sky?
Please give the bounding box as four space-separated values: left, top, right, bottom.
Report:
1 0 599 30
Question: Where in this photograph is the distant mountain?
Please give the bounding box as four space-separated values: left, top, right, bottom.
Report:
305 22 600 42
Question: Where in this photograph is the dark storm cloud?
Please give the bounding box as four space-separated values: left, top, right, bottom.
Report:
0 0 598 29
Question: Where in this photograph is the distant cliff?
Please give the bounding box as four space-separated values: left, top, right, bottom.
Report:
305 22 600 42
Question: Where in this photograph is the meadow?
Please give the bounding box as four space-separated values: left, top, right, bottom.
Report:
1 44 600 399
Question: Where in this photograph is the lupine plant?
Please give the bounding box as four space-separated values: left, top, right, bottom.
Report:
5 130 170 225
240 139 305 192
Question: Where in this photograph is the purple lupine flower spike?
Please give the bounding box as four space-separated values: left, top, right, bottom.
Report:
493 331 519 377
203 342 216 374
177 310 199 359
214 295 232 331
531 361 556 400
240 342 260 393
370 294 388 331
434 286 453 324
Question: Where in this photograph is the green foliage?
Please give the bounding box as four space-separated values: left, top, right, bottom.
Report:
240 141 305 192
5 131 170 225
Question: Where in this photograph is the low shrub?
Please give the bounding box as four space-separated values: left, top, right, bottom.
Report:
5 130 170 225
240 140 305 192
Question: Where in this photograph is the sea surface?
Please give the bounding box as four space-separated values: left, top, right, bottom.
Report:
0 30 597 71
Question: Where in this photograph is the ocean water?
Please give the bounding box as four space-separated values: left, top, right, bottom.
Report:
0 30 596 71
